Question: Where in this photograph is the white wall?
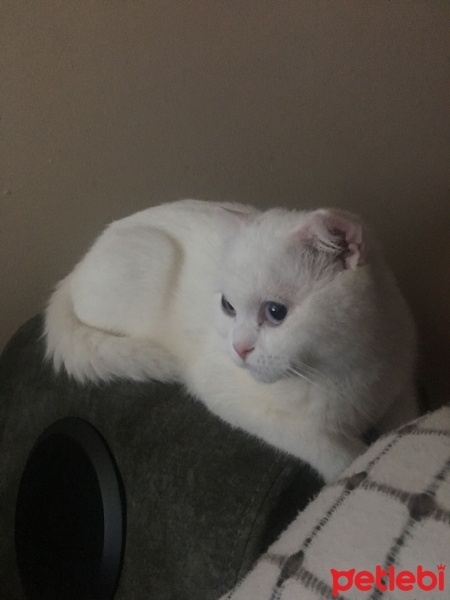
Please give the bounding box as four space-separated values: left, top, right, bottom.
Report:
2 2 449 402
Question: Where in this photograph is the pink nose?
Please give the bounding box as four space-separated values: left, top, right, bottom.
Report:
233 343 255 361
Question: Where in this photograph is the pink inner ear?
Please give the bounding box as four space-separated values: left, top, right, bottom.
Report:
299 210 365 269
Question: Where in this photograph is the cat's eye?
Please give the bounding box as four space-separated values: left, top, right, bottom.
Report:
263 302 288 325
221 295 236 317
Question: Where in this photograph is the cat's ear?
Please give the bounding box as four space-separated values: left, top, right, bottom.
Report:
296 209 365 269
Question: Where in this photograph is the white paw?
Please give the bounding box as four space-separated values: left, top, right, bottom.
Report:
319 438 367 483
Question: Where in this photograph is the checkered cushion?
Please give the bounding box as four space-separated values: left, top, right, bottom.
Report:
221 406 450 600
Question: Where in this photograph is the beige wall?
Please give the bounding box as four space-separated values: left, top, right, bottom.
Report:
2 2 449 402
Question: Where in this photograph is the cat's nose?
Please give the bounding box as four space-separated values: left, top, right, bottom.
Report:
233 342 255 361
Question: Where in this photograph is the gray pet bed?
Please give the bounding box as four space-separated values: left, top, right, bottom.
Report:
0 316 323 600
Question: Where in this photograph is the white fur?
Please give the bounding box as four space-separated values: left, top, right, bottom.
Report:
45 200 418 481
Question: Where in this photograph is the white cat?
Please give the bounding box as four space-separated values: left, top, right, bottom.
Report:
44 200 418 481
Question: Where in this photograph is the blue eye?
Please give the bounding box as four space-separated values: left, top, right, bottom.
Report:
221 295 236 317
264 302 288 325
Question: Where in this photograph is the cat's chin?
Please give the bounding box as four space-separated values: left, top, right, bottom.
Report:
246 367 283 385
230 356 286 384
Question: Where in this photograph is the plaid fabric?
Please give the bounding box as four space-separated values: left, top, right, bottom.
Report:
221 406 450 600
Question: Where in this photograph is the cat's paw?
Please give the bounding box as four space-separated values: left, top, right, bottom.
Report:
319 438 367 483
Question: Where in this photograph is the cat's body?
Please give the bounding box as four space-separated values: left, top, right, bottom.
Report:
45 200 418 481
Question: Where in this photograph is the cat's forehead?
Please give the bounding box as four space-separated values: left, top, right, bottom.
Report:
227 209 301 259
220 210 310 301
225 209 305 267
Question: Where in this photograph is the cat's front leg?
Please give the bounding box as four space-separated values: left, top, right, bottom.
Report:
190 381 366 483
186 348 368 482
257 415 367 482
309 434 367 482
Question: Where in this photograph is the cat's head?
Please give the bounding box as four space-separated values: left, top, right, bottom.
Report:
215 208 368 384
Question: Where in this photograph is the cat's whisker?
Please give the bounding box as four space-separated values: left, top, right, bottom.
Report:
289 360 322 382
287 365 315 386
289 361 367 414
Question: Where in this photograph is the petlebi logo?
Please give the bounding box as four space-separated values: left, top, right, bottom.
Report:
330 564 446 597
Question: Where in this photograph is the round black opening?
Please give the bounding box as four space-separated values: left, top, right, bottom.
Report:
15 418 126 600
